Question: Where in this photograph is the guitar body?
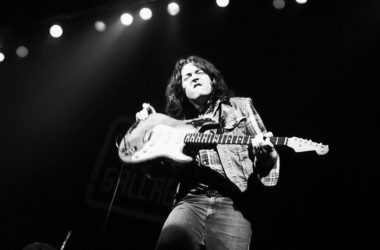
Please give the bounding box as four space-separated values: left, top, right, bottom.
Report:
118 113 198 165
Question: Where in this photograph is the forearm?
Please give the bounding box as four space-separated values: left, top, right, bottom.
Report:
255 148 279 176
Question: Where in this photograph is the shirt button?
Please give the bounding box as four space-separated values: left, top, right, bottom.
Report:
206 189 218 197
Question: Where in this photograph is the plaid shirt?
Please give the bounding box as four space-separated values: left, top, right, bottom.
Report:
194 97 280 189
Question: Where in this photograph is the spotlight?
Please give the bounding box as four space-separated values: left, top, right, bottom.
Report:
16 46 28 58
216 0 229 8
167 2 180 16
273 0 286 9
295 0 308 4
49 24 63 38
94 21 106 32
121 13 133 26
0 52 5 62
139 8 152 20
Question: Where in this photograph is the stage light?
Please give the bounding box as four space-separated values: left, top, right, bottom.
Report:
139 7 152 20
273 0 285 9
121 13 134 26
16 46 28 58
0 52 4 62
49 24 63 38
167 2 180 16
94 21 106 32
295 0 308 4
216 0 229 8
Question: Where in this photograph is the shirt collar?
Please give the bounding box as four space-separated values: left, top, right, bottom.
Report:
200 97 231 117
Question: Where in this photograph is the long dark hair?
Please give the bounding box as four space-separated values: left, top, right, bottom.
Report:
165 55 231 119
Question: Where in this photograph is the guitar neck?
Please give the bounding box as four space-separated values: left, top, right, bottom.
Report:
184 133 288 146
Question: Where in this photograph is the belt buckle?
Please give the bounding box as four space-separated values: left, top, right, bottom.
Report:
206 189 218 197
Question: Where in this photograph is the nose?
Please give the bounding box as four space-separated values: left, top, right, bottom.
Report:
191 77 199 84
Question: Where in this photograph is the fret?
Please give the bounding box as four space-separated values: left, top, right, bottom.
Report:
201 133 209 143
215 134 219 143
217 134 222 144
207 134 212 144
270 136 286 146
220 134 226 144
270 136 276 145
190 133 196 143
218 134 225 144
242 136 247 144
233 135 237 144
212 134 219 143
184 134 191 143
236 135 243 144
227 135 232 144
195 133 202 143
278 137 286 145
207 134 213 144
243 136 250 144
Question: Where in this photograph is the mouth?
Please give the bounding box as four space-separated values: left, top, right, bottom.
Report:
193 83 202 88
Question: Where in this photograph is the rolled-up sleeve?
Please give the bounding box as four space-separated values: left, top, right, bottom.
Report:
244 98 280 186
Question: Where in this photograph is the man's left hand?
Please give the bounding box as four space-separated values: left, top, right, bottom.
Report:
251 132 276 156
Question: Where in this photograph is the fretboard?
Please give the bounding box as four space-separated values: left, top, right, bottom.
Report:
184 133 288 146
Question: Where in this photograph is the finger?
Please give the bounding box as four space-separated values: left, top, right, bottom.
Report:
145 103 156 114
251 138 263 151
136 110 148 120
252 134 264 145
148 105 156 114
263 136 273 146
263 132 274 147
265 131 273 138
251 137 258 147
250 142 257 154
141 109 148 119
142 103 156 114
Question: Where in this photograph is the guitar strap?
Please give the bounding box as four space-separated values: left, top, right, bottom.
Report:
217 102 225 134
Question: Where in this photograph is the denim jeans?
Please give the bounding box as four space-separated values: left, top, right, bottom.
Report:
155 191 252 250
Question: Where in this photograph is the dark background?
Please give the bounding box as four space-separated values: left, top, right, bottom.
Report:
1 0 378 249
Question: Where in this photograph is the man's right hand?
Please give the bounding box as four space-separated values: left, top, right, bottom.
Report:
135 103 156 121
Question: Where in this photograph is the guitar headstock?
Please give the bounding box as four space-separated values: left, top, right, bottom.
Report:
287 137 329 155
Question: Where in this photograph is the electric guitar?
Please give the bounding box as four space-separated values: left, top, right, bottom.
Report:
118 113 329 165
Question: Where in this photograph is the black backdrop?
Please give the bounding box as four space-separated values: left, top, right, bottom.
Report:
0 0 378 249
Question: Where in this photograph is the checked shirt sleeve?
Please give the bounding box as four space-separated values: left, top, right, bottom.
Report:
245 98 280 186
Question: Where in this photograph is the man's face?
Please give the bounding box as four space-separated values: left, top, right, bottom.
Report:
181 62 213 103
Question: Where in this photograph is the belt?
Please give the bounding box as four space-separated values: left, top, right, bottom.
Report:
188 187 219 197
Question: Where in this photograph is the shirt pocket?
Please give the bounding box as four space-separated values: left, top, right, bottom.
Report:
228 145 253 179
228 145 249 161
224 114 246 132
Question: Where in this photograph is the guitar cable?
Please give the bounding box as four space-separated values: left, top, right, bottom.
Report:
107 125 139 236
100 142 125 237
